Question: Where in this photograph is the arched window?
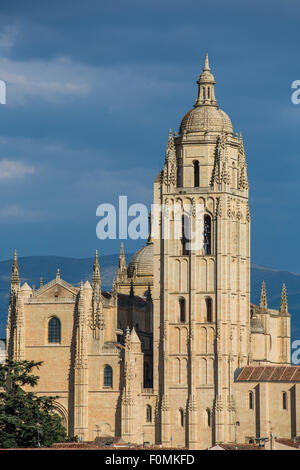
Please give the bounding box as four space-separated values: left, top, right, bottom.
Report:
104 365 113 387
182 214 191 255
48 317 61 343
206 298 213 322
249 391 254 410
179 298 186 323
179 408 185 427
204 215 212 255
283 392 287 410
193 160 199 187
206 409 211 427
146 405 152 423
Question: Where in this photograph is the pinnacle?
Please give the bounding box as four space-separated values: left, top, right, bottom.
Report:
203 52 210 71
259 281 268 310
280 283 288 313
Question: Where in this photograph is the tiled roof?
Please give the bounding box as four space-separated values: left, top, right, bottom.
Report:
275 438 300 449
235 366 300 382
217 443 263 450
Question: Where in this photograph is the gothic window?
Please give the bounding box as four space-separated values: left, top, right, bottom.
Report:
282 392 287 410
179 408 185 427
182 214 191 255
206 409 211 427
104 365 113 387
146 405 152 423
202 87 205 100
48 317 61 343
204 214 212 255
249 391 254 410
193 160 199 187
179 298 186 323
206 298 213 322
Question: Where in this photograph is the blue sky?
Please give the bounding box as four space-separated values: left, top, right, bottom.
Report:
0 0 300 272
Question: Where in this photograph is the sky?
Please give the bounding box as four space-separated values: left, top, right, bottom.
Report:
0 0 300 272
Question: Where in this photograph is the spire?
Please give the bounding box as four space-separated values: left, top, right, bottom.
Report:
118 243 126 270
40 277 43 288
195 53 217 107
280 283 288 314
11 249 20 291
163 129 177 188
203 52 210 71
117 243 127 282
92 249 101 303
259 281 268 310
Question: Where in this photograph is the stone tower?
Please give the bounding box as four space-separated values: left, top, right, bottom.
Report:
152 54 250 449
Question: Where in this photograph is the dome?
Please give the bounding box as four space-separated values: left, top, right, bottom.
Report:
180 106 233 134
127 242 153 278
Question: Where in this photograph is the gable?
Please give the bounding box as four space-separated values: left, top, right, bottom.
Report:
35 278 78 301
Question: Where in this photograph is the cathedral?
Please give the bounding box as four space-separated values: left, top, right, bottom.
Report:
6 55 300 449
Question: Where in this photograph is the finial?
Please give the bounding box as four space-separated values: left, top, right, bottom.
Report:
40 277 43 288
203 52 210 71
94 249 100 267
259 281 268 310
93 249 101 279
280 283 288 314
13 249 17 263
56 268 60 282
195 52 217 107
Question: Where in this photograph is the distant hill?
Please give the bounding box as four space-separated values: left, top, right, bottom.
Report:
1 255 300 343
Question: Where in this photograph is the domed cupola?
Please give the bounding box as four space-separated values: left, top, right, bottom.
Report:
127 241 153 278
180 53 233 135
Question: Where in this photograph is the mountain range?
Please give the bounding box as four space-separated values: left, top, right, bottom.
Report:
0 255 299 344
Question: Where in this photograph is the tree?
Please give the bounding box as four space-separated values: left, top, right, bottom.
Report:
0 360 69 448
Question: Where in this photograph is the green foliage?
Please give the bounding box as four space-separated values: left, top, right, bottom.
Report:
0 360 69 448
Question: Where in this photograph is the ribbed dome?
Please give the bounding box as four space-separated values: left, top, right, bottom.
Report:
180 106 233 134
127 242 153 278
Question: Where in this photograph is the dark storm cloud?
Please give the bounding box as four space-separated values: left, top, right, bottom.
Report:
0 0 299 272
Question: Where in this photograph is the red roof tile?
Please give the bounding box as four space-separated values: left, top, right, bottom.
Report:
236 366 300 382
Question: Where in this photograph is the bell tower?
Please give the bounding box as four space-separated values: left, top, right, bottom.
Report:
152 54 250 449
